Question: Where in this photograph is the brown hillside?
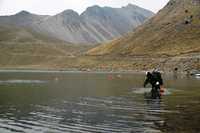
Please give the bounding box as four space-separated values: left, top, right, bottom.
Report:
87 0 200 56
0 25 94 69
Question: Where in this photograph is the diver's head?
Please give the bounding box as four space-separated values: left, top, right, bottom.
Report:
146 71 152 78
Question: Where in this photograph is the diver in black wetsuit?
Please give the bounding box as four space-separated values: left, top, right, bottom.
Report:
144 70 164 99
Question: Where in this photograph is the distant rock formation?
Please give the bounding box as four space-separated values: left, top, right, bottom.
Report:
0 4 154 44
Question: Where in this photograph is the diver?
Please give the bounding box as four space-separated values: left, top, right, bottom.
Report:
143 70 164 99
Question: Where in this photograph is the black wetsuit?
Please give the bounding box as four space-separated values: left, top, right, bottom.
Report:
144 71 163 99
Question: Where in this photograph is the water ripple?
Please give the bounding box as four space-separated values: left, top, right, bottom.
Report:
0 80 47 84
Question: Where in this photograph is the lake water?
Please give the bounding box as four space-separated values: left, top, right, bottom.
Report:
0 71 199 133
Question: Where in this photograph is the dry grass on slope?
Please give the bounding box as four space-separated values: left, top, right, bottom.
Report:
0 25 94 68
87 0 200 57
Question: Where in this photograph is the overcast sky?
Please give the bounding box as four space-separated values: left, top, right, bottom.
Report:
0 0 170 16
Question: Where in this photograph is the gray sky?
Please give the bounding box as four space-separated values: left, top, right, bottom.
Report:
0 0 170 16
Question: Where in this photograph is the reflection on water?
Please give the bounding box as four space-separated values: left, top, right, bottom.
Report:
0 80 47 84
0 72 199 133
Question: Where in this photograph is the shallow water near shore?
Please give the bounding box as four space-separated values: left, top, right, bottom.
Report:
0 71 199 133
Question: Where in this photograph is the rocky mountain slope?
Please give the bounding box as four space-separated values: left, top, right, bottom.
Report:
0 4 154 44
88 0 200 55
0 11 48 27
0 24 94 69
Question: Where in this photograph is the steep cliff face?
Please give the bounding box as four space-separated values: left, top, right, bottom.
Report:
88 0 200 55
0 4 154 44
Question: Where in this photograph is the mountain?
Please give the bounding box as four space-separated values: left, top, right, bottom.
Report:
0 11 56 43
0 4 154 44
0 11 49 26
87 0 200 55
0 24 94 69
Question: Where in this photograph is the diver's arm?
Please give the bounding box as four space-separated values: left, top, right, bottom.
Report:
158 72 164 86
143 78 149 87
159 74 163 86
160 78 164 86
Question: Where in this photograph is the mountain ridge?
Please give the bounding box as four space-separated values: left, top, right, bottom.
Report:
0 4 154 44
0 2 199 72
87 0 200 55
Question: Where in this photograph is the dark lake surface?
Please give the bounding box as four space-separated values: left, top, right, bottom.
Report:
0 71 199 133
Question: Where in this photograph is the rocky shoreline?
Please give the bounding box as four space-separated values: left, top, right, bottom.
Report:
0 54 199 74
